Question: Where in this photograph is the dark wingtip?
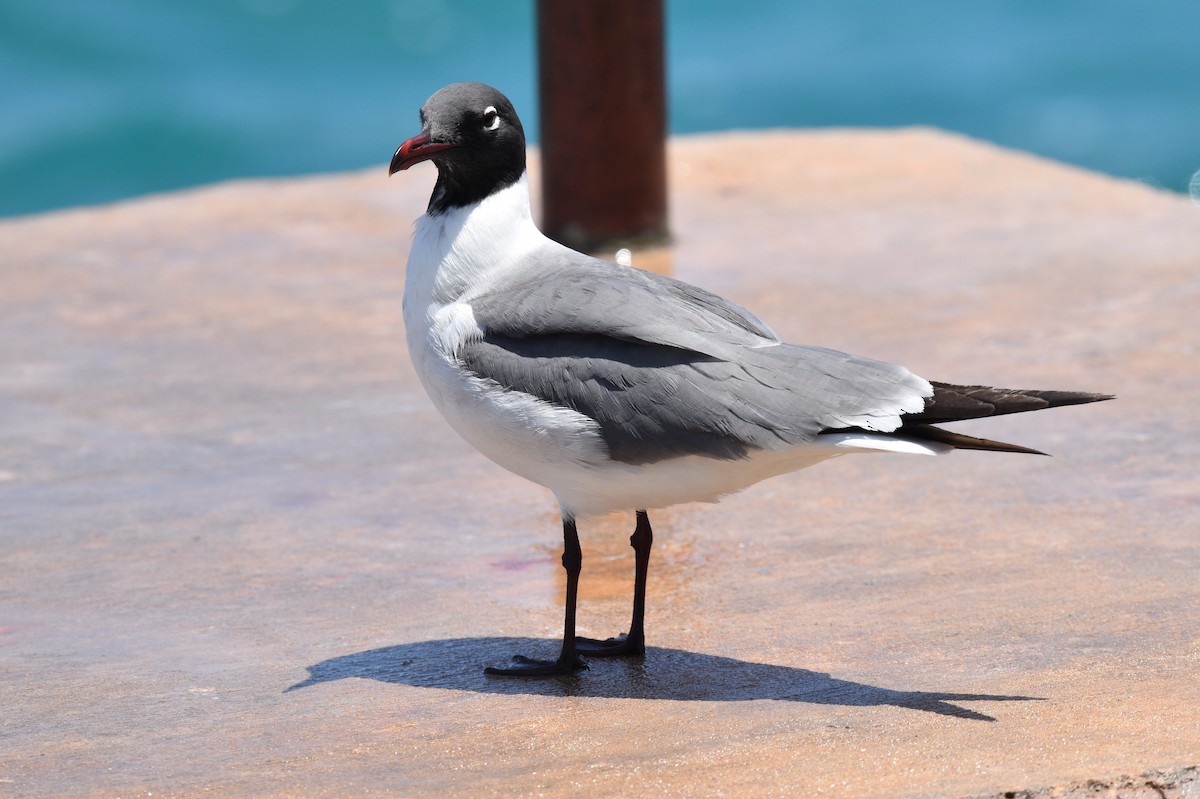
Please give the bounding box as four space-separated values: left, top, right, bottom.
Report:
1038 390 1116 407
909 384 1115 427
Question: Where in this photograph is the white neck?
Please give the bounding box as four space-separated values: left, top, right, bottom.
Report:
404 173 544 313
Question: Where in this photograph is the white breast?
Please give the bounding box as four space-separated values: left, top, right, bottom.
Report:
403 176 615 500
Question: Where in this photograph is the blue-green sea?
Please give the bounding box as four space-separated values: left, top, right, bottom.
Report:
2 0 1198 218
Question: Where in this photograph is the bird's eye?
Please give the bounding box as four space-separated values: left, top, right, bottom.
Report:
482 106 500 131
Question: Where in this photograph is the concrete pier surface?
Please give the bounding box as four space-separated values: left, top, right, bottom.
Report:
2 130 1197 798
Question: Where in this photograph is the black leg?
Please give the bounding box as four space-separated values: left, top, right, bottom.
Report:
485 515 589 676
576 509 652 657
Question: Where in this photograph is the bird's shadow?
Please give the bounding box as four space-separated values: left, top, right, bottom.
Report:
287 636 1042 722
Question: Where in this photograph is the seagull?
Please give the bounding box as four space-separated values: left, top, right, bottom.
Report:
389 82 1112 677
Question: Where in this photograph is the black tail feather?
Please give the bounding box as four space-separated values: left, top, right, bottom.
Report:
898 425 1048 456
823 383 1112 456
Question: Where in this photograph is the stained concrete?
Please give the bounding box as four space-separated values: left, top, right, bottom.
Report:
1 129 1197 797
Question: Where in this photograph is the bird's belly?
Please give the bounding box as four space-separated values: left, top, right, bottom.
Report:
549 446 848 517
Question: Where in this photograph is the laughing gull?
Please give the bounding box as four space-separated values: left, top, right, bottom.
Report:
389 82 1112 677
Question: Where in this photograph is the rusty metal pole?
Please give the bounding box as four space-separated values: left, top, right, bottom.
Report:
537 0 668 252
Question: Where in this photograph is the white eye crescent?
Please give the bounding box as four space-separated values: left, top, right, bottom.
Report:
482 106 500 131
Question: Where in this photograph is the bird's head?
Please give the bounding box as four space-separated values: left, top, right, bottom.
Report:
390 82 527 215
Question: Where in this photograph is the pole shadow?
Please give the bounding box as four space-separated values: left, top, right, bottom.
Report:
287 637 1043 722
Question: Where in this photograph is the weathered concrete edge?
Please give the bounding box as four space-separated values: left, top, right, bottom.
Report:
670 125 1189 202
973 765 1200 799
0 126 1188 229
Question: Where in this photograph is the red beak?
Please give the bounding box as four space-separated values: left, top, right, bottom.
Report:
389 131 457 175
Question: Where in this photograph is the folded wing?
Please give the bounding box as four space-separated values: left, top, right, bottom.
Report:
461 253 932 465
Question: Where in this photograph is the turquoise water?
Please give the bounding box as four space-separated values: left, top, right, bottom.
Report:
2 1 1198 218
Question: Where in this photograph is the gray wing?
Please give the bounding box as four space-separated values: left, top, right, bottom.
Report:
469 250 779 360
462 249 929 465
457 334 931 466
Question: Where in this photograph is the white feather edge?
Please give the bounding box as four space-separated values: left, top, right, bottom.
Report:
820 432 953 456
